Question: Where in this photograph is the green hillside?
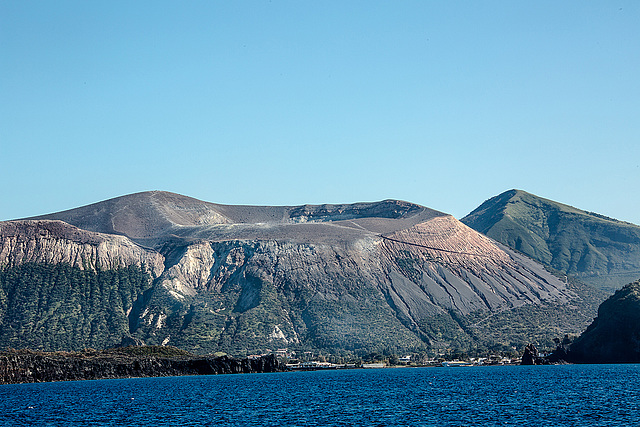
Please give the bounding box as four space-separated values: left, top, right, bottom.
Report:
0 263 152 351
462 190 640 292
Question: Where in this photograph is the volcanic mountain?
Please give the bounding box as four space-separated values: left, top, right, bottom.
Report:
462 189 640 292
0 191 599 356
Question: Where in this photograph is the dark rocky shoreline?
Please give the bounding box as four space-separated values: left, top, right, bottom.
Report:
0 347 283 385
521 280 640 366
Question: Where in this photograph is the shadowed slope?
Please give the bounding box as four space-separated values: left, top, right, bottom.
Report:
569 279 640 363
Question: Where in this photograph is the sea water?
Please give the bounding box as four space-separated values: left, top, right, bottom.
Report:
1 364 639 426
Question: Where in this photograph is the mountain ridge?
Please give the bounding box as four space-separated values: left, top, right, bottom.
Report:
30 191 446 246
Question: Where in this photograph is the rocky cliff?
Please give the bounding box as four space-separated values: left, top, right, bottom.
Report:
0 191 601 356
568 279 640 363
0 220 164 277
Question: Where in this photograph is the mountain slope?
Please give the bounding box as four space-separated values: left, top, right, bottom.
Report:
0 191 601 356
462 189 640 291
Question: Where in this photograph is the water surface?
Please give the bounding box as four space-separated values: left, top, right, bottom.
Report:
1 364 638 426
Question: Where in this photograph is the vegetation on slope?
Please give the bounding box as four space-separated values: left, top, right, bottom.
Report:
0 259 601 359
0 263 152 351
134 261 429 356
462 189 640 291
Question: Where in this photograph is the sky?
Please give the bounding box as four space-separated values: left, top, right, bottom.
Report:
2 1 639 224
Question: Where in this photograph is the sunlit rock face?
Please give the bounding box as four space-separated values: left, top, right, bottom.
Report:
0 219 164 276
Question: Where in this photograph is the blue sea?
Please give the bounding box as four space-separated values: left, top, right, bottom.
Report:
1 364 639 426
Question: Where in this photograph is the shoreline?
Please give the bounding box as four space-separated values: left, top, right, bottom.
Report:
0 347 284 385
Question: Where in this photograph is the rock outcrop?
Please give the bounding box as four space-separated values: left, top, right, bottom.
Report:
567 279 640 363
520 343 541 365
525 281 640 365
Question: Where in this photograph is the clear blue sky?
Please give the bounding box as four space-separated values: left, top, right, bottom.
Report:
2 1 639 224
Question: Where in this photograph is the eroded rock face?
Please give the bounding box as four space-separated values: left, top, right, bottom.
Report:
131 216 576 354
136 238 415 353
380 216 572 315
0 220 164 276
160 242 216 299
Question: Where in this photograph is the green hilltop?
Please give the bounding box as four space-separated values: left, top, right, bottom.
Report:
462 189 640 292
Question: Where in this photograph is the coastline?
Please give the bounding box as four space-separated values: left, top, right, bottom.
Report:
0 347 284 385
